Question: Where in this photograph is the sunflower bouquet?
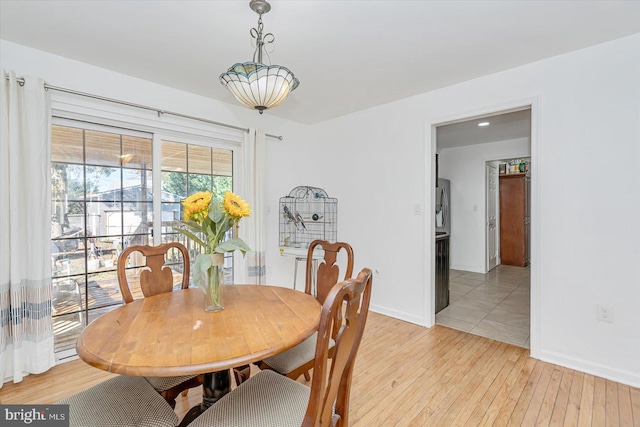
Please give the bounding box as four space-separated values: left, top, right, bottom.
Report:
174 191 251 310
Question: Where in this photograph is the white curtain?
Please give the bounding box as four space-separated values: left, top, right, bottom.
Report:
242 129 267 284
0 71 55 385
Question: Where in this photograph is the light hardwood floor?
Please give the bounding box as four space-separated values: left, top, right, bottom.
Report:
1 312 638 426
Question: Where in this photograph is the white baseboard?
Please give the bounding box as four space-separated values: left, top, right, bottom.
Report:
449 263 486 274
539 349 640 388
369 304 426 327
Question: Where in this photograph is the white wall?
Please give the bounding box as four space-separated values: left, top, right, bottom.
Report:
269 34 640 386
439 138 530 273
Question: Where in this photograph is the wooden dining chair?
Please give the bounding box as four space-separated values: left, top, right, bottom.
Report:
117 242 202 408
250 240 354 384
57 375 179 427
189 268 373 427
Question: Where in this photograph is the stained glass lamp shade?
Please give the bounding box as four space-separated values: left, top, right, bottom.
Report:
220 62 299 114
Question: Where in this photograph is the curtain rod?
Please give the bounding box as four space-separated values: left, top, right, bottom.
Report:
7 76 284 141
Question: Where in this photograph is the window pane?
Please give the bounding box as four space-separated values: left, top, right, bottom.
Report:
213 176 233 199
212 148 233 176
162 140 186 172
51 239 85 277
162 202 182 235
86 237 118 272
124 233 151 248
123 169 152 202
162 232 185 246
52 163 85 201
121 135 152 169
123 201 153 235
52 125 83 164
86 271 122 309
51 201 85 239
188 145 212 175
188 174 212 194
52 272 86 354
53 311 85 353
87 166 120 199
67 213 85 235
162 171 186 201
85 130 121 167
86 201 117 237
52 277 83 316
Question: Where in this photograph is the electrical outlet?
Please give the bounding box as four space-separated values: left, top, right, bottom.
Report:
596 304 614 323
413 203 422 215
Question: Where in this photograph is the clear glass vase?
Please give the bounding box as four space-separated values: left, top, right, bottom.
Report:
205 254 224 312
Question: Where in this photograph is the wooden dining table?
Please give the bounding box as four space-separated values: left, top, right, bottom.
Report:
76 285 321 425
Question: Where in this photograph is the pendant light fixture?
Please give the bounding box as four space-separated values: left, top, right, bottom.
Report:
220 0 299 114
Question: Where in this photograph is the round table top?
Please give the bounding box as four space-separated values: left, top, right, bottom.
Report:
76 285 321 377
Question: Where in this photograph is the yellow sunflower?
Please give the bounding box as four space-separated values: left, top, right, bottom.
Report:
223 192 251 219
182 191 213 223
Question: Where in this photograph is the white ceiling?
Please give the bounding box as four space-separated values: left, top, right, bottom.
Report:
1 1 640 125
437 109 531 150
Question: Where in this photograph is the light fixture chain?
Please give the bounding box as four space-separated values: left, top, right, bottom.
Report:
251 15 274 65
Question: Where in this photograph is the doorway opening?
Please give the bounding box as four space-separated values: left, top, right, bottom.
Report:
433 107 533 349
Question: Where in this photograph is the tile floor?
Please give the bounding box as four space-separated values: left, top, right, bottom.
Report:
436 264 530 348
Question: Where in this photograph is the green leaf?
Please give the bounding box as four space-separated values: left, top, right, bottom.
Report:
200 217 211 232
173 228 206 248
214 238 251 256
209 202 225 224
192 254 212 292
182 219 203 228
200 219 213 244
177 220 204 234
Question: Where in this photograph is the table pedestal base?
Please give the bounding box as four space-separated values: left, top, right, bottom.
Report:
178 370 231 427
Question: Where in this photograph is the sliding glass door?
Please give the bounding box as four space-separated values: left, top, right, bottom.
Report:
51 120 236 358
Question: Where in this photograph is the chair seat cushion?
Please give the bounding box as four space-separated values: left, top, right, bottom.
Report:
261 332 334 375
57 375 179 427
144 374 197 392
188 370 310 427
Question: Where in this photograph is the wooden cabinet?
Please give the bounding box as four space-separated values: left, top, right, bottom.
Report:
499 173 530 267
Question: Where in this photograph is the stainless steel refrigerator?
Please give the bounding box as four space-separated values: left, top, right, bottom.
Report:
435 178 450 235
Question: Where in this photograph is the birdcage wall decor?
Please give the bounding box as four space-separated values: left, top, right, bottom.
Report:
279 186 337 252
